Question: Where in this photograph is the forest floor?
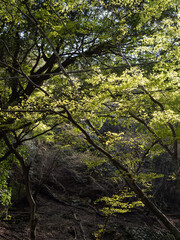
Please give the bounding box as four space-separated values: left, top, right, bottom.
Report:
0 146 179 240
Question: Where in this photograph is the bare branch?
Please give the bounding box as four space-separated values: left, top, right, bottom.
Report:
21 124 59 143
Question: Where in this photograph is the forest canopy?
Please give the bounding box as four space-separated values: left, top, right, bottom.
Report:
0 0 180 239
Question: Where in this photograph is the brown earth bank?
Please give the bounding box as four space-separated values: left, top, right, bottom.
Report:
0 145 179 240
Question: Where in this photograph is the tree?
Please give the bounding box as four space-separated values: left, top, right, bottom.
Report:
0 0 180 239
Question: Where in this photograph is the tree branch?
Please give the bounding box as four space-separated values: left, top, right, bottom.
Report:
59 107 180 240
140 86 178 166
21 124 59 143
129 112 173 157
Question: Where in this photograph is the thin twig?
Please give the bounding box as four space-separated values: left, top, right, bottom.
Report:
73 212 86 240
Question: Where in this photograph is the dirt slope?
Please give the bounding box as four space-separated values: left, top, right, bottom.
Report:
0 147 179 240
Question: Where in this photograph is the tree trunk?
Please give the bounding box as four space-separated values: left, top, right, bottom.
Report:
23 166 37 240
1 131 37 240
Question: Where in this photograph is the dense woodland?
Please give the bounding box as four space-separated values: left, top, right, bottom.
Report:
0 0 180 239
